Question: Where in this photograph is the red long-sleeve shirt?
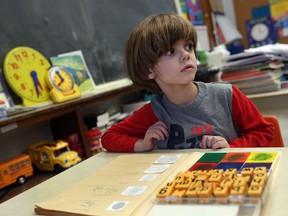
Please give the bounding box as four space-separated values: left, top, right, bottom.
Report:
102 84 273 152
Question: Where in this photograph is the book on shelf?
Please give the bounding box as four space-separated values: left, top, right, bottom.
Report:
221 68 283 83
223 54 284 72
221 67 284 95
0 70 14 109
238 80 281 95
50 50 96 96
84 111 110 131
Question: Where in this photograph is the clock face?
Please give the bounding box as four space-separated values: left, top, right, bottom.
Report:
251 23 269 42
48 67 74 93
3 47 51 106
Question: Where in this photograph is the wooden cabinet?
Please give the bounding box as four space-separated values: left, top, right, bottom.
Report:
0 84 141 158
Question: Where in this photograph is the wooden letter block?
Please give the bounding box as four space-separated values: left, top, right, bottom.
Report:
224 168 237 176
248 185 264 197
209 172 224 183
230 185 247 196
250 177 266 186
156 186 173 198
241 167 254 176
254 166 267 174
185 186 200 203
233 176 248 188
213 186 230 203
197 186 213 204
175 180 191 190
220 178 234 189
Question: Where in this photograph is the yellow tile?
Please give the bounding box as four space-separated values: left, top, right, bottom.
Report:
230 185 247 196
241 167 254 176
156 186 173 198
248 185 264 197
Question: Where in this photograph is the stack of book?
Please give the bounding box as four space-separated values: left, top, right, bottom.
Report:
221 51 286 95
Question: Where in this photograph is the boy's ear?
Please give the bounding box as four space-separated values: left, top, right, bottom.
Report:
148 69 155 79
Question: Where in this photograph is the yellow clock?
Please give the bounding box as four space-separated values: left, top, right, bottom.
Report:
46 66 81 103
3 46 51 106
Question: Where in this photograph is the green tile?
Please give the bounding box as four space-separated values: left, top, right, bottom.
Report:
197 152 227 163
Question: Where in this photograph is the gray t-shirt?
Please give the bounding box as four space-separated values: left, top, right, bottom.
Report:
151 82 239 149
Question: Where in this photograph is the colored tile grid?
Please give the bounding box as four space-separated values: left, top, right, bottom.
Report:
188 152 278 172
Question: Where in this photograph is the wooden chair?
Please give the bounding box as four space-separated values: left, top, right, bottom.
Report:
263 115 285 147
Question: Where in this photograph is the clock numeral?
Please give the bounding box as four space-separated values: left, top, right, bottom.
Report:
10 62 19 70
29 89 35 97
32 53 36 60
39 59 45 66
20 83 26 91
21 51 29 58
14 54 22 62
13 73 20 80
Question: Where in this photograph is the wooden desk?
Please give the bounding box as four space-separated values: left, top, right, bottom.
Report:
0 148 287 216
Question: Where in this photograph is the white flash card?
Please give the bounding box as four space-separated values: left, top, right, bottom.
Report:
143 164 170 174
153 154 182 164
121 186 148 196
139 175 157 182
106 201 129 211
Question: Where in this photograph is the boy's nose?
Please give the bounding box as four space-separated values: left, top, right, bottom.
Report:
182 51 190 61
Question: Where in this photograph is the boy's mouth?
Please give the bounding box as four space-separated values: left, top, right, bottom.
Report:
181 64 194 72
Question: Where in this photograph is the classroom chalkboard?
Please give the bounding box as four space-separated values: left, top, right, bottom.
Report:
0 0 177 87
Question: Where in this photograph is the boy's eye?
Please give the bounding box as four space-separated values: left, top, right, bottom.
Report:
185 43 194 51
166 48 175 56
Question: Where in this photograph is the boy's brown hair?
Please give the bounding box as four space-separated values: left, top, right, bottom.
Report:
125 13 198 93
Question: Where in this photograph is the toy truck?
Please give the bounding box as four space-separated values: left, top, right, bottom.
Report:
28 140 81 173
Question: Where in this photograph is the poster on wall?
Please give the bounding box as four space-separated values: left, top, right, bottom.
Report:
270 0 288 39
176 0 204 25
246 16 278 48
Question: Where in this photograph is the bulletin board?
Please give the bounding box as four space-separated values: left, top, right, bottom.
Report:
233 0 288 48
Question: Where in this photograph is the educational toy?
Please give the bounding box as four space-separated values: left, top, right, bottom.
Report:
156 152 279 205
3 46 51 106
46 66 81 103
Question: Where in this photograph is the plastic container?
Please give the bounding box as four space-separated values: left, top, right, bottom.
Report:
86 129 102 155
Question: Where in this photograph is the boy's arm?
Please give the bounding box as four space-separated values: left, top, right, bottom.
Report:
229 86 274 147
101 103 158 152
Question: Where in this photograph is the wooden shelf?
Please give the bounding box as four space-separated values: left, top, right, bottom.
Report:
0 84 137 128
0 84 141 157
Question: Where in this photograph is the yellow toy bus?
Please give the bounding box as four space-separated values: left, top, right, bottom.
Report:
0 154 33 189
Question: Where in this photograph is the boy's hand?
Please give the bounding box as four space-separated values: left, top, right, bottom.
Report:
134 121 168 152
200 135 230 149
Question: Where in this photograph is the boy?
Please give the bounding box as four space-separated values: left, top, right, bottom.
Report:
101 13 273 152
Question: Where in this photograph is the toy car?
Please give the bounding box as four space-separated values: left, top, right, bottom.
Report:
28 140 81 173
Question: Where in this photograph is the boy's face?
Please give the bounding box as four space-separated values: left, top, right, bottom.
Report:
148 39 197 90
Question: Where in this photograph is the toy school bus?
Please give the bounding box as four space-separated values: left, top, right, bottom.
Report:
0 154 33 189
